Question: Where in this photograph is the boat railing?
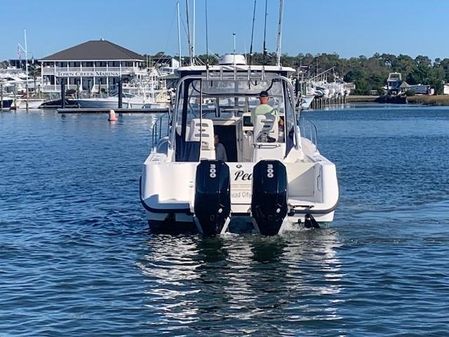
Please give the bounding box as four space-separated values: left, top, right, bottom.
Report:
299 118 318 147
151 111 170 146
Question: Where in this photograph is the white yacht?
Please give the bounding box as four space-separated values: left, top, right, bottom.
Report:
76 78 171 109
76 95 169 109
140 55 339 235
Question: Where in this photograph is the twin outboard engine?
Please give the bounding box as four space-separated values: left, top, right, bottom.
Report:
194 160 231 235
251 160 288 235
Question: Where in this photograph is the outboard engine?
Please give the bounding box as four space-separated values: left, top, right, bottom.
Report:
194 160 231 235
251 160 288 235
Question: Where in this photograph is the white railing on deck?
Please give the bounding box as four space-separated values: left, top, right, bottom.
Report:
41 67 139 75
41 84 80 92
299 118 318 147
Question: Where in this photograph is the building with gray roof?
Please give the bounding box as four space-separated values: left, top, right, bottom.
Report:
40 39 146 93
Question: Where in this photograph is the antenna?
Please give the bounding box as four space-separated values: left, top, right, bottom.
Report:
233 33 237 79
205 0 209 65
177 1 182 65
262 0 268 64
185 0 193 65
192 0 196 60
276 0 284 67
249 0 257 65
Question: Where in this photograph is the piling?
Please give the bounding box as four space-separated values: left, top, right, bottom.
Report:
13 84 17 110
0 84 3 110
310 95 349 110
118 79 123 109
61 81 66 109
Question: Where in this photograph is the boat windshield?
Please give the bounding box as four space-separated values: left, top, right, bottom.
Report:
174 77 295 138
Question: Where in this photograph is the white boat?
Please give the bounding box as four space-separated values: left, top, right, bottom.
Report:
300 94 314 110
13 98 46 109
76 95 169 109
140 54 339 235
76 97 120 109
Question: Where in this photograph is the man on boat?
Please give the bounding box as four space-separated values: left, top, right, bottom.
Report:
214 134 228 161
252 90 280 142
251 90 277 124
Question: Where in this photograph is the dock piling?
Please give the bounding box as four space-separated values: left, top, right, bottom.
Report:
118 79 123 109
61 81 66 109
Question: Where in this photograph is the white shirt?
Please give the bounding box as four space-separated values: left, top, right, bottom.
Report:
215 143 228 161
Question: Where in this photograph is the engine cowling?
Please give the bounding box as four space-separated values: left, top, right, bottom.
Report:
251 160 288 235
194 160 231 235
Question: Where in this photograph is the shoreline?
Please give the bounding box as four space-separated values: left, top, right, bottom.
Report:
347 95 449 106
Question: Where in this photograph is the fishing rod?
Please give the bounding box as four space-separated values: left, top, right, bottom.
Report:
249 0 257 65
276 0 284 67
262 0 268 64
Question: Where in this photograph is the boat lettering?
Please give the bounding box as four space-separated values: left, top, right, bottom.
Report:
267 164 274 178
232 191 252 199
234 170 252 181
210 163 216 178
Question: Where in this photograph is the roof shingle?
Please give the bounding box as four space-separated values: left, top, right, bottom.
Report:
41 40 144 61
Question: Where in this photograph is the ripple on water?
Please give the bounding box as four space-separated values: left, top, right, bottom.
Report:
1 108 449 335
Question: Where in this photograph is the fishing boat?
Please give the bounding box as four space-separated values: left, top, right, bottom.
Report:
140 54 339 235
76 94 169 109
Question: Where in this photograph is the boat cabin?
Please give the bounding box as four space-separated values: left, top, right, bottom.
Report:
169 55 300 164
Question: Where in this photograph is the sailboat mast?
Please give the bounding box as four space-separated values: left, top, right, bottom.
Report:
276 0 284 67
24 29 29 111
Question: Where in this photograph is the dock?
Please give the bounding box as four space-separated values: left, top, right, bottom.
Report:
57 107 169 114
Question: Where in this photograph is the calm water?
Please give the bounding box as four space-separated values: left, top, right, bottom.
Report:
1 106 449 336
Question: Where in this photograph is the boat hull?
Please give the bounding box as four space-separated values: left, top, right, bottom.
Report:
1 98 13 110
76 98 119 109
300 95 314 110
143 210 336 234
140 155 338 234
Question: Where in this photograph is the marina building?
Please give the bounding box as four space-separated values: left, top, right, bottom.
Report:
40 39 145 94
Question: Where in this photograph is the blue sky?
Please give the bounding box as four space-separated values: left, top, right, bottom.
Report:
2 0 449 61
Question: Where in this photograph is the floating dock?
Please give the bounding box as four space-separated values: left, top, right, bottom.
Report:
57 108 169 114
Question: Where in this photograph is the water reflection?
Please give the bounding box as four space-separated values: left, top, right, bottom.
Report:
137 229 345 335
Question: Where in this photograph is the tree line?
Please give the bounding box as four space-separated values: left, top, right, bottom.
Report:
148 52 449 95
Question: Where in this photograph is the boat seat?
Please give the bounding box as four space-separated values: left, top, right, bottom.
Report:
189 118 215 159
189 118 215 150
254 114 278 143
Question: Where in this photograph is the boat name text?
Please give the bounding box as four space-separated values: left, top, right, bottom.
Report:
234 170 252 181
